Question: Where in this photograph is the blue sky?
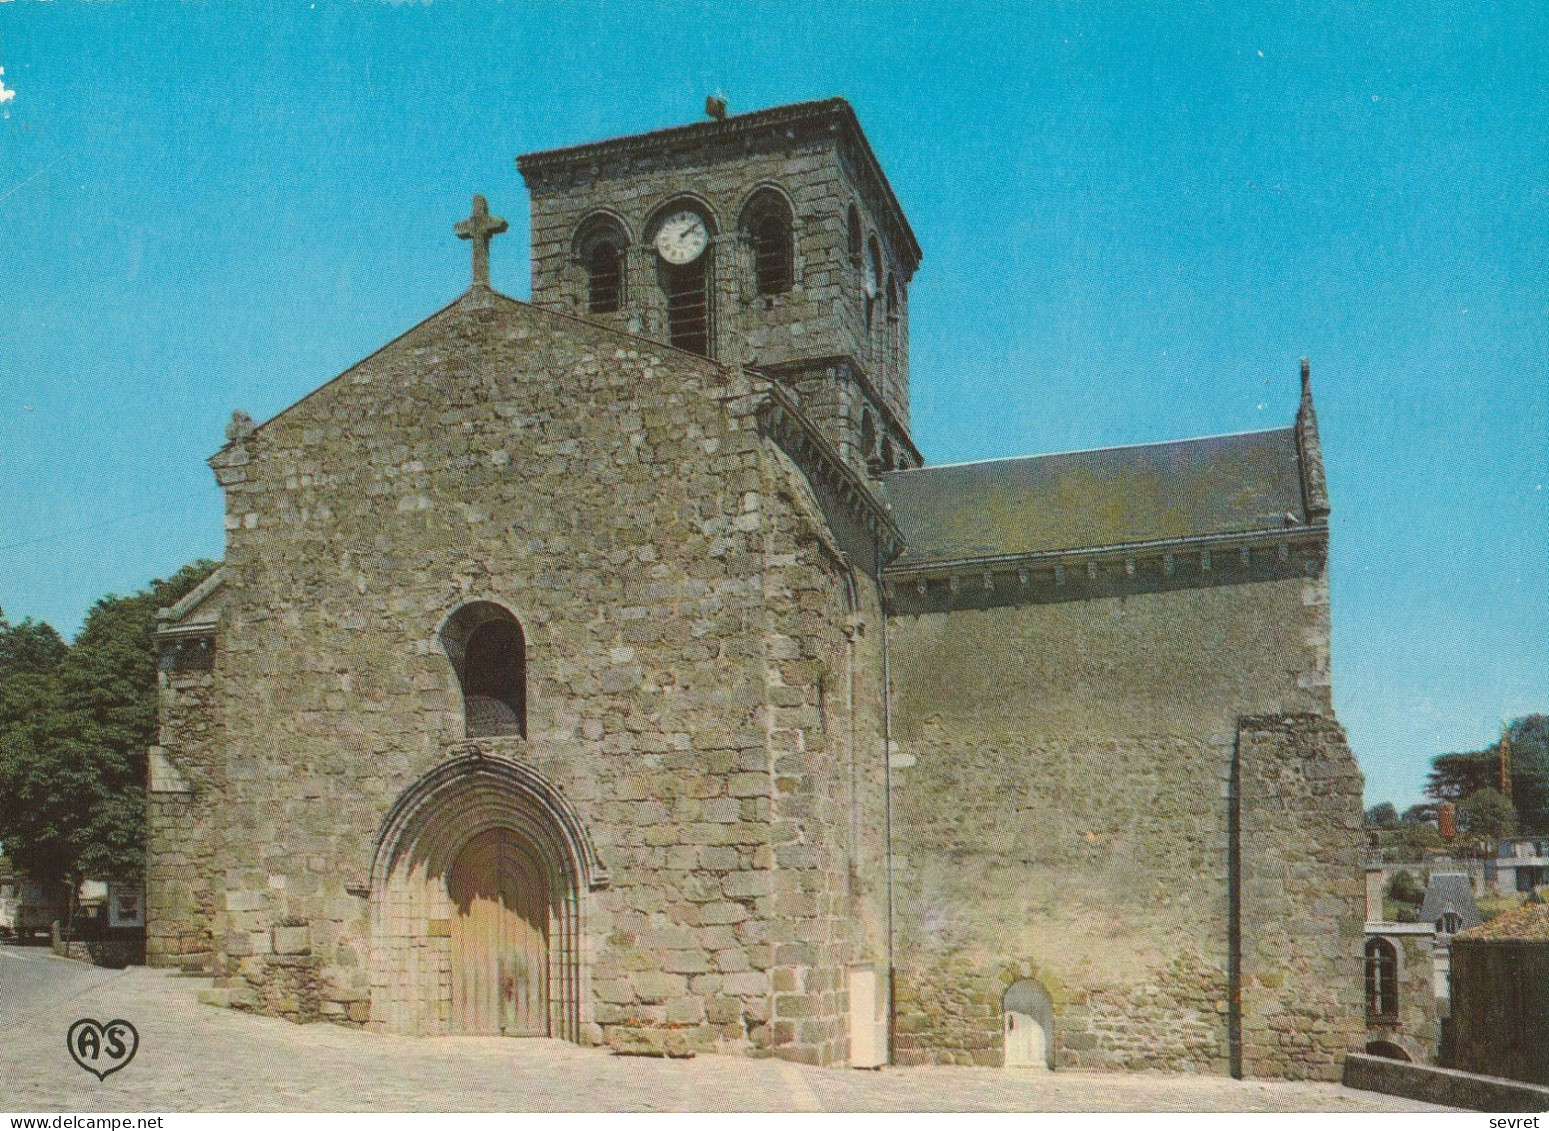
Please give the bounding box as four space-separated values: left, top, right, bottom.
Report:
1 2 1544 808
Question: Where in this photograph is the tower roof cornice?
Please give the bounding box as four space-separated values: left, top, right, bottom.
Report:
517 98 921 274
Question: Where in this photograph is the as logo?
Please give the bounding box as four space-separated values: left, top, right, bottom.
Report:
66 1018 139 1080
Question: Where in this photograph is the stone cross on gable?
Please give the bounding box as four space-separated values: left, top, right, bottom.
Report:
454 194 508 290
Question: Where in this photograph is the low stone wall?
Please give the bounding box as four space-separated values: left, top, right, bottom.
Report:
50 924 145 969
1344 1052 1549 1112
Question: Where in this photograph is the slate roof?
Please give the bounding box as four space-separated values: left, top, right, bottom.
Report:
1419 873 1485 933
880 427 1308 570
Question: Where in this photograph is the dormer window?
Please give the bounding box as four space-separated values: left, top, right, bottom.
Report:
743 189 793 296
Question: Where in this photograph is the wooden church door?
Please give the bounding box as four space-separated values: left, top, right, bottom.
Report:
448 828 549 1036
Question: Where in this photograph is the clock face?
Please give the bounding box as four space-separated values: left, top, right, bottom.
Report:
655 210 709 265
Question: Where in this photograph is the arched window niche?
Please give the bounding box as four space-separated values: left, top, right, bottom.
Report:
573 214 630 316
865 236 884 328
859 409 877 461
741 188 794 297
442 602 527 739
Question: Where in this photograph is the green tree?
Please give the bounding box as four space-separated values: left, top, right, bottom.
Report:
0 562 215 890
1456 787 1517 853
1387 869 1425 906
1401 803 1437 826
0 613 68 732
1507 714 1549 833
1365 802 1400 828
1426 749 1500 803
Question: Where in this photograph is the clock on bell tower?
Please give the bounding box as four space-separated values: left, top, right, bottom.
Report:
518 98 923 473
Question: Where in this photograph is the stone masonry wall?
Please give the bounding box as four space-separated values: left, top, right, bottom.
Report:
181 290 881 1065
755 443 891 1064
886 555 1339 1073
1236 713 1366 1081
145 664 222 969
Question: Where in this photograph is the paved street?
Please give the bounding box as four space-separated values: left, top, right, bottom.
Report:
0 941 124 1028
0 950 1453 1112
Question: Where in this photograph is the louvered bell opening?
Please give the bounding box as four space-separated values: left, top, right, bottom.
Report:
666 263 709 356
585 241 623 315
752 215 792 295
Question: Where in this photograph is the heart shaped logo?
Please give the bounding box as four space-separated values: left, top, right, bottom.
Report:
66 1018 139 1081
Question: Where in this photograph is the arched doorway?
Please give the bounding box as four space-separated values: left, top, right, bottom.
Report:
1004 979 1054 1069
369 752 608 1040
448 828 550 1035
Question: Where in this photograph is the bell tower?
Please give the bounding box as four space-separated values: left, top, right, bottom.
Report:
517 98 923 474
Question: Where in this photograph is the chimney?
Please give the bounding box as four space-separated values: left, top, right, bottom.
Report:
1500 724 1514 798
1439 800 1458 840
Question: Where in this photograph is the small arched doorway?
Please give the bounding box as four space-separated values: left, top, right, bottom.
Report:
448 827 550 1036
1366 1039 1413 1062
1004 979 1054 1069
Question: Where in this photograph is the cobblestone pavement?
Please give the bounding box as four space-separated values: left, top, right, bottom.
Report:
0 963 1454 1112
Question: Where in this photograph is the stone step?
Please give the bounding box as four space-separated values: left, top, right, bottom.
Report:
197 985 256 1009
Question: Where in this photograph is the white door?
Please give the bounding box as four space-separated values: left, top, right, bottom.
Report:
1005 1008 1047 1069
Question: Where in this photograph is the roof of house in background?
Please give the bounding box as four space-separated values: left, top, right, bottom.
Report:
1457 899 1549 942
1419 872 1485 931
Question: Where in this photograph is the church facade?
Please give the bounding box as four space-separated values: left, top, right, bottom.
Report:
146 99 1365 1077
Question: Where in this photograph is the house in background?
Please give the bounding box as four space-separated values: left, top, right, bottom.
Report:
1420 872 1483 940
1420 872 1484 1004
1487 837 1549 894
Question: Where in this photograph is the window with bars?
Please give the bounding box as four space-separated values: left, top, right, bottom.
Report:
1365 937 1398 1020
574 215 630 317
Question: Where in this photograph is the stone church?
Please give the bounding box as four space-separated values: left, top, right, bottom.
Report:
146 98 1366 1077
